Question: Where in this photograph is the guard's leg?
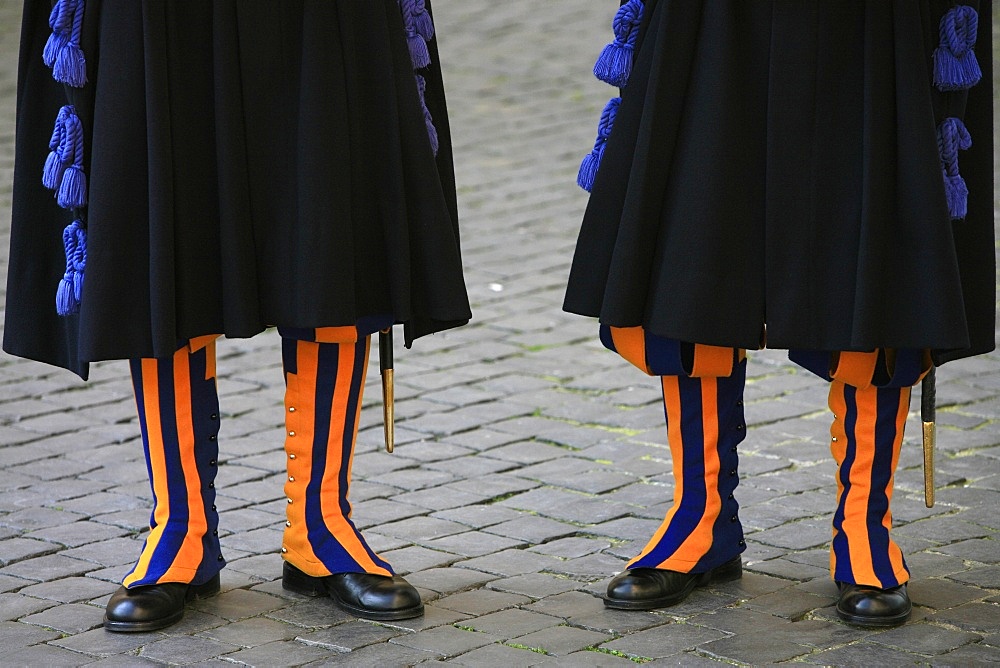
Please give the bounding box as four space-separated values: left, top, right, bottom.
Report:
792 348 924 627
105 337 223 632
825 349 923 627
600 327 746 610
278 328 422 620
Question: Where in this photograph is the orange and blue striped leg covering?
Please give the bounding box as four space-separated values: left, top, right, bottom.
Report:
600 326 749 574
280 332 393 578
629 359 748 572
124 337 224 588
829 379 910 588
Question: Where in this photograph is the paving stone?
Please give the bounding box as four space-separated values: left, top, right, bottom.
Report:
9 642 106 668
871 622 982 655
390 624 500 658
447 641 548 666
487 573 582 599
0 554 94 582
296 619 408 652
601 622 725 660
135 635 239 664
194 588 286 622
698 631 813 665
436 588 532 616
908 577 991 610
742 586 834 620
196 616 299 648
547 552 628 579
0 537 59 566
431 504 524 529
0 507 86 531
310 640 443 666
523 591 605 620
484 516 579 544
219 639 335 666
934 643 1000 665
929 601 1000 632
407 567 499 595
376 515 471 542
511 625 611 656
0 620 62 652
947 565 1000 588
375 603 471 634
457 548 561 577
464 609 563 641
265 597 354 629
543 649 640 666
48 625 155 656
25 520 129 548
424 530 527 557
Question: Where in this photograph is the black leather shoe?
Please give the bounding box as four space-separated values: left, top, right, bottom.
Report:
836 582 911 627
103 574 221 633
604 556 742 610
282 562 423 621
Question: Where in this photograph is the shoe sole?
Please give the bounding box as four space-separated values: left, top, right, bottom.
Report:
603 558 743 611
103 577 221 633
836 606 911 628
282 564 424 621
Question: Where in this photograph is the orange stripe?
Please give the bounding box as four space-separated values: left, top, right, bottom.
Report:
610 327 652 375
125 359 167 587
628 376 684 567
313 326 359 344
828 380 848 578
159 347 206 582
844 384 878 585
658 377 720 569
690 344 734 378
832 351 878 388
321 338 389 575
283 341 323 569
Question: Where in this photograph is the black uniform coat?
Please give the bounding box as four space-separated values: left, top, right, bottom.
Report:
564 0 994 364
6 0 471 379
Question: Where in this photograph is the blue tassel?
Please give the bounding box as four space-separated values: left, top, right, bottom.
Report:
415 75 439 155
42 106 71 190
937 117 972 220
56 219 87 316
44 107 87 209
413 0 435 41
407 34 431 70
42 31 68 69
577 97 621 192
45 0 87 87
593 0 644 88
933 5 981 91
57 165 88 209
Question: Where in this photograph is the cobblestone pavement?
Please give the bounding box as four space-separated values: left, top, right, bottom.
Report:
1 2 999 666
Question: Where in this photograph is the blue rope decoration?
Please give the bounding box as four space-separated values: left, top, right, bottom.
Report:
42 105 88 209
577 97 621 192
44 0 87 87
937 117 972 220
933 5 981 92
41 1 90 317
56 219 87 316
594 0 644 88
415 75 439 155
397 0 439 155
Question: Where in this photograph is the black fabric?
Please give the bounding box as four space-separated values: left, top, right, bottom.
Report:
564 0 994 364
6 0 471 379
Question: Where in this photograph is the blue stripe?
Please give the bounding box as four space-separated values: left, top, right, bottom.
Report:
188 347 224 584
635 373 708 567
693 361 747 571
831 384 857 584
867 388 903 587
